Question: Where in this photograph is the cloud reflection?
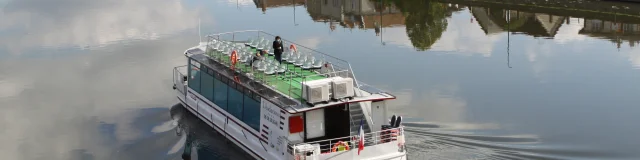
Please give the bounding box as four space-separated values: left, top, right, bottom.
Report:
0 0 199 55
389 83 497 128
430 13 501 57
624 47 640 68
0 0 199 157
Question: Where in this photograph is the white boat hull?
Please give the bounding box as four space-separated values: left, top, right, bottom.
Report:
175 88 407 160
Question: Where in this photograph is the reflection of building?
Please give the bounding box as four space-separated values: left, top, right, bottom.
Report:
579 19 640 48
254 0 306 13
470 7 566 37
305 0 404 32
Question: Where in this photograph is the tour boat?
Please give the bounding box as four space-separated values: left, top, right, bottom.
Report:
172 30 407 160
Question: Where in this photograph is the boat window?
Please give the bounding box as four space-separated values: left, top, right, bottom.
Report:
200 70 214 101
213 76 228 110
306 109 325 139
188 64 201 93
243 92 261 131
228 81 244 120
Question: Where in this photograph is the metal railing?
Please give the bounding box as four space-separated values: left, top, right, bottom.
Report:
289 127 405 155
205 30 360 85
173 65 188 96
200 30 390 109
355 81 395 97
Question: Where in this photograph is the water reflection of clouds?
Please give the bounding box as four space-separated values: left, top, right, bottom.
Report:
553 18 588 44
381 27 414 49
0 0 199 55
389 84 468 123
226 0 254 6
430 12 501 57
623 47 640 69
524 40 553 81
387 84 502 131
0 29 191 160
416 84 468 123
295 36 324 49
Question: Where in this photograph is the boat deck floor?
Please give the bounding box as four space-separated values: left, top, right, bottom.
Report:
206 47 326 101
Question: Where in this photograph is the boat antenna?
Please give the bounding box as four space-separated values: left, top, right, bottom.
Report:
198 18 202 42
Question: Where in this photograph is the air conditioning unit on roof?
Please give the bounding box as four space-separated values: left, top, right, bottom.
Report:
302 79 331 104
331 77 355 100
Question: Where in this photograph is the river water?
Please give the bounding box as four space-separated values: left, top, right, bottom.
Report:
1 0 640 159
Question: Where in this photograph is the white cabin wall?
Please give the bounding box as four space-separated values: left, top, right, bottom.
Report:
370 101 388 132
260 99 293 159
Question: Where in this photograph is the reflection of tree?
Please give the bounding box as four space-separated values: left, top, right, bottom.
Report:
390 0 453 51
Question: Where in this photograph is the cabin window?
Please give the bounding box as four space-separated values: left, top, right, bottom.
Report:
213 75 228 110
188 64 201 93
200 70 215 101
186 60 264 132
305 109 325 139
243 92 261 131
228 82 244 120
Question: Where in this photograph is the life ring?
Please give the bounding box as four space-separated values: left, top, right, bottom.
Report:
390 128 399 136
289 44 298 52
230 50 238 66
331 141 350 152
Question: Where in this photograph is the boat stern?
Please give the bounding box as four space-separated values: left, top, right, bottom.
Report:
290 127 408 160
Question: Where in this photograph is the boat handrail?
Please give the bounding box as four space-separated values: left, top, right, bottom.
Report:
199 30 395 111
206 30 350 65
288 126 405 154
355 81 394 96
257 31 350 66
347 63 361 89
205 30 263 37
173 65 188 95
205 30 355 80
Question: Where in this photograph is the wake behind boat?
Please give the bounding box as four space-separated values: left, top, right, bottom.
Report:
172 30 407 160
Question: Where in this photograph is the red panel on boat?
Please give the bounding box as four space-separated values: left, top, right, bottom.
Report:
289 116 304 133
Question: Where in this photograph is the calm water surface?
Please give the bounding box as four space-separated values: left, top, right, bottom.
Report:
2 0 640 159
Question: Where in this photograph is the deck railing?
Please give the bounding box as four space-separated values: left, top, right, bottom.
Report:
173 65 188 96
288 127 405 156
202 30 374 108
205 30 358 82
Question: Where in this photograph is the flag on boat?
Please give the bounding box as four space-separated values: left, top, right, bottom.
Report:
358 119 364 155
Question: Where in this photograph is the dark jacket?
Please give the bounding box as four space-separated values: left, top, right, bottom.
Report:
250 51 265 66
273 40 284 55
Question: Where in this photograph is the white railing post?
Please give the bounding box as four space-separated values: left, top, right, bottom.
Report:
329 139 332 153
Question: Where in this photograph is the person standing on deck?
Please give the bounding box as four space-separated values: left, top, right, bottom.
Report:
273 36 284 64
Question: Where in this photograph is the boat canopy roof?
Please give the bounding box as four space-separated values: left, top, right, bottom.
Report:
185 30 395 113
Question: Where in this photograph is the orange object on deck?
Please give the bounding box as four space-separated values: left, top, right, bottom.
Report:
331 141 350 152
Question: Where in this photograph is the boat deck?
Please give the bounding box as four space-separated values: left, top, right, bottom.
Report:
186 38 395 113
205 46 327 101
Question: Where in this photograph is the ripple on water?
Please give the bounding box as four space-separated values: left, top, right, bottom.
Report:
404 122 631 160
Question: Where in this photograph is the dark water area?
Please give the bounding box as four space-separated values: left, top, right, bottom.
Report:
2 0 640 159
